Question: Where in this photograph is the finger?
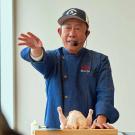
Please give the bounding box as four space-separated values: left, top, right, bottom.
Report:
17 42 27 46
18 38 42 48
18 32 43 48
27 32 39 41
108 124 114 129
103 123 114 129
17 42 35 48
18 39 34 47
102 123 110 129
18 37 28 42
91 121 104 129
20 33 30 38
27 32 43 47
95 123 104 129
90 123 96 129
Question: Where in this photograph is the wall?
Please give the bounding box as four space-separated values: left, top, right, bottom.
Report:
15 0 135 135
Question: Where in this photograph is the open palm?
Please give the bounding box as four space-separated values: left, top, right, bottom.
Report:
17 32 43 49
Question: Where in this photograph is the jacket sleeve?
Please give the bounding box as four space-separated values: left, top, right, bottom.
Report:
95 55 119 123
20 47 56 78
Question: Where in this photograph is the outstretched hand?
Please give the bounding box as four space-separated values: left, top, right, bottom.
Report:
91 119 114 129
17 32 43 49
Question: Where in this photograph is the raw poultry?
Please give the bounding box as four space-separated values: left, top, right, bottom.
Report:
57 106 93 129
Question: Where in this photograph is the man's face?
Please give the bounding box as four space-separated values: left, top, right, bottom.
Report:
58 19 88 54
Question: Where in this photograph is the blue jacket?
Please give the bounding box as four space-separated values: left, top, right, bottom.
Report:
21 47 119 128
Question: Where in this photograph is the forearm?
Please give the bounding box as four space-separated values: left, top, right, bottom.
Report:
95 55 119 123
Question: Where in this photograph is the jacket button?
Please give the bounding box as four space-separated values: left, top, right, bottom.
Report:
63 75 68 79
64 96 68 99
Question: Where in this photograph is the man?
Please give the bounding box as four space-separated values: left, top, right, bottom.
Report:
18 8 119 129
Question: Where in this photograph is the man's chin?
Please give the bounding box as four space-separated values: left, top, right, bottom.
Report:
65 47 80 54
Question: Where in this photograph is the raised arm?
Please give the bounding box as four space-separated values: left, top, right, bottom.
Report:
17 32 56 78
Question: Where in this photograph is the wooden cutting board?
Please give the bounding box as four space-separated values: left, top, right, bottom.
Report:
34 129 118 135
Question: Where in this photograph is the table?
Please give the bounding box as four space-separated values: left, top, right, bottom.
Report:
34 129 118 135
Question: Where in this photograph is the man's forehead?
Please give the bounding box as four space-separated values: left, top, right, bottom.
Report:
62 18 86 26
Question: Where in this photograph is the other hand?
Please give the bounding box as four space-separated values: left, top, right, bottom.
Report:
91 119 114 129
17 32 43 49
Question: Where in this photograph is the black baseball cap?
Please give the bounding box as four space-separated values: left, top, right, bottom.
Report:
58 8 89 27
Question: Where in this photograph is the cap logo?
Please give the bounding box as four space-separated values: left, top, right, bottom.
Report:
66 8 77 16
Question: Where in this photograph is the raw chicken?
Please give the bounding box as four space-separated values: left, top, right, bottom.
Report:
57 106 93 129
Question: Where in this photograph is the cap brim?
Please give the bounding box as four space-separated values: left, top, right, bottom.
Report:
58 16 88 26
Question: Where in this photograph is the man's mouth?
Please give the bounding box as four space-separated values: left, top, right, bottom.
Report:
67 41 79 46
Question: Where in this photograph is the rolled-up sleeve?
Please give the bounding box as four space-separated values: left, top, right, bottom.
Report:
95 55 119 123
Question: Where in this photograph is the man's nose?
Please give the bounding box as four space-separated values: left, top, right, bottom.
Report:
69 28 76 38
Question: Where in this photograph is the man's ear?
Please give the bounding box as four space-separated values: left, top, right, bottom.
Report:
58 27 62 36
85 30 90 38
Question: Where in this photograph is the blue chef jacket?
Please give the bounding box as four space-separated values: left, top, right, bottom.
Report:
21 47 119 128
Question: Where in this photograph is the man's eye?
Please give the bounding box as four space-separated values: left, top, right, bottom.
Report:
65 26 71 29
75 27 81 30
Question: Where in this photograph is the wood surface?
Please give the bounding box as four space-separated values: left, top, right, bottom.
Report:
34 129 118 135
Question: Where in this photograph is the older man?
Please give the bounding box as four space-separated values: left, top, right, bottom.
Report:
18 8 119 129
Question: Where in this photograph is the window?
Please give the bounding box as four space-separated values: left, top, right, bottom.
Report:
0 0 1 111
1 0 15 128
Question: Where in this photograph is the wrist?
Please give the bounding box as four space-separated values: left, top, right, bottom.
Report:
30 47 43 57
96 115 107 124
